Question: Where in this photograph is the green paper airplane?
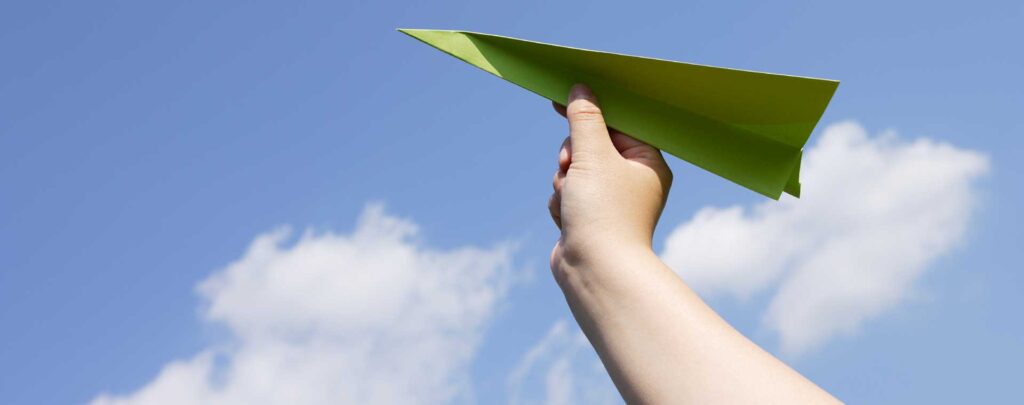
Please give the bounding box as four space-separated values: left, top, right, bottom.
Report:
399 29 838 199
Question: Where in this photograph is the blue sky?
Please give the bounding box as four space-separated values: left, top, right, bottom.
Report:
1 1 1021 404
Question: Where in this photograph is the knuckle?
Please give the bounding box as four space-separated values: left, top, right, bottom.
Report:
662 167 674 189
568 103 603 120
566 151 600 166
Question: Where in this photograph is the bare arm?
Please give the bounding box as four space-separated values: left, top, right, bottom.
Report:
548 84 840 404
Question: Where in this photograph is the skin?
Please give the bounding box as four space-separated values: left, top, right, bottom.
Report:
548 84 841 404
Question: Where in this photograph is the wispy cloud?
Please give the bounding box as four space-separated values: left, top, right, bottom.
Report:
661 121 990 354
91 204 515 405
507 320 620 405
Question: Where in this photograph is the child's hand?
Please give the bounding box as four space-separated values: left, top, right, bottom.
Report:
548 84 673 275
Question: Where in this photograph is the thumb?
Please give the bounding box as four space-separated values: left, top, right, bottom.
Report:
566 84 615 159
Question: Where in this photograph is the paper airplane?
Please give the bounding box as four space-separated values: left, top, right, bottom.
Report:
399 29 838 199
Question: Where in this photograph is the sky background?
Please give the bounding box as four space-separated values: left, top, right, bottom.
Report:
1 1 1022 404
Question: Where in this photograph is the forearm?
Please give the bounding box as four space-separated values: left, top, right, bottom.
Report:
554 246 840 404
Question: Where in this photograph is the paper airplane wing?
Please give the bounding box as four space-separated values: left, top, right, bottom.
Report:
399 29 838 199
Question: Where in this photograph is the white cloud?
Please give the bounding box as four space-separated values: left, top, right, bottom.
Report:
91 204 515 405
661 121 989 354
507 320 621 405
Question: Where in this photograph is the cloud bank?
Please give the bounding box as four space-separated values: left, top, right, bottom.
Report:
661 121 989 354
91 205 514 405
92 121 991 405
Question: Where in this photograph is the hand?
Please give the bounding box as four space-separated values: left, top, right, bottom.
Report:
548 84 673 278
545 85 837 404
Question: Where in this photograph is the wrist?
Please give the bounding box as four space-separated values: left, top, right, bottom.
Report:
552 237 657 289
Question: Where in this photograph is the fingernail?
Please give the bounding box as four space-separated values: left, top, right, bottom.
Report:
569 84 595 102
